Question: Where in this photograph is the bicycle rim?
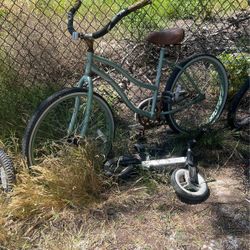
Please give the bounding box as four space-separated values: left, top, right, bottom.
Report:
26 89 114 166
166 55 228 133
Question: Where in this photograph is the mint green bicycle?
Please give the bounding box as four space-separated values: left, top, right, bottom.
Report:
22 0 228 167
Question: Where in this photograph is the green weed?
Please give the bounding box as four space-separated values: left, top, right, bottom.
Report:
196 129 249 165
219 52 250 98
0 54 59 145
6 0 247 38
109 0 247 35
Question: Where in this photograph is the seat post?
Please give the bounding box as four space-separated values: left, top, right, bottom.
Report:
155 47 166 88
175 44 182 61
149 47 166 118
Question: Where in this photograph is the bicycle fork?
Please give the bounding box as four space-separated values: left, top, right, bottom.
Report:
68 50 95 137
67 75 94 137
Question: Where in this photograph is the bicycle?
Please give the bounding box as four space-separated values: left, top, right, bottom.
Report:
0 149 15 192
227 76 249 181
228 76 249 131
228 76 250 167
22 0 228 200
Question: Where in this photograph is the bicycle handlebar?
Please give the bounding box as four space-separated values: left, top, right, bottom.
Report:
68 0 152 40
128 0 152 12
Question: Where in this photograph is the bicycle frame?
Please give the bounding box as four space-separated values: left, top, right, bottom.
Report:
68 48 205 136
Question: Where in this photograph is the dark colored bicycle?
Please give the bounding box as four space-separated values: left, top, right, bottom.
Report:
228 77 250 131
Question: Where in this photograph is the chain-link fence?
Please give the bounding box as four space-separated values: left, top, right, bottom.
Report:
0 0 249 141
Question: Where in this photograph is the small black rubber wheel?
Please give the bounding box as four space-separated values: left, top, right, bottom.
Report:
171 168 209 203
103 156 140 179
0 149 16 192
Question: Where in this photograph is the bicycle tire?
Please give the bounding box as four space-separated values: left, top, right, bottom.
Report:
0 149 15 192
164 54 228 133
22 88 115 167
228 77 250 129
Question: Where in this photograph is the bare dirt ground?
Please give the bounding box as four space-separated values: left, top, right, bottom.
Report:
27 161 248 250
70 165 249 250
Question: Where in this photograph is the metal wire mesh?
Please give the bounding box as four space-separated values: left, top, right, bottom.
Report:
0 0 249 140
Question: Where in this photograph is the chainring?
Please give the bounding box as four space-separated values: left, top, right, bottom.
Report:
135 97 167 129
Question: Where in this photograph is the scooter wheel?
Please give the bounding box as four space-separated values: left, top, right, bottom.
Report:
103 156 140 179
171 168 209 203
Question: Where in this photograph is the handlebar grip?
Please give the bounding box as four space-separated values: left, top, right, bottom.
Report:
128 0 152 12
68 0 82 35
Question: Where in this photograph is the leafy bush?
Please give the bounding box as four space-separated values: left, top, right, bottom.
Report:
218 52 250 97
113 0 248 38
22 0 247 39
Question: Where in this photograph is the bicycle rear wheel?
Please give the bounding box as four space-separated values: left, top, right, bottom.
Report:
22 88 115 167
165 54 228 133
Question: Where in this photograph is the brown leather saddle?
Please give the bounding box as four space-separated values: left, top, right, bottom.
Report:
146 28 185 46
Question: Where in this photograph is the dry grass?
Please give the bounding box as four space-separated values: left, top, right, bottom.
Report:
0 145 106 248
14 149 103 214
0 129 249 249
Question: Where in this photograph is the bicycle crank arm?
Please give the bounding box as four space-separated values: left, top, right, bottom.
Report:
141 157 187 170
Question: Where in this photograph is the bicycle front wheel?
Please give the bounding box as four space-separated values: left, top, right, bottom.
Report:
22 88 115 167
165 54 228 133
